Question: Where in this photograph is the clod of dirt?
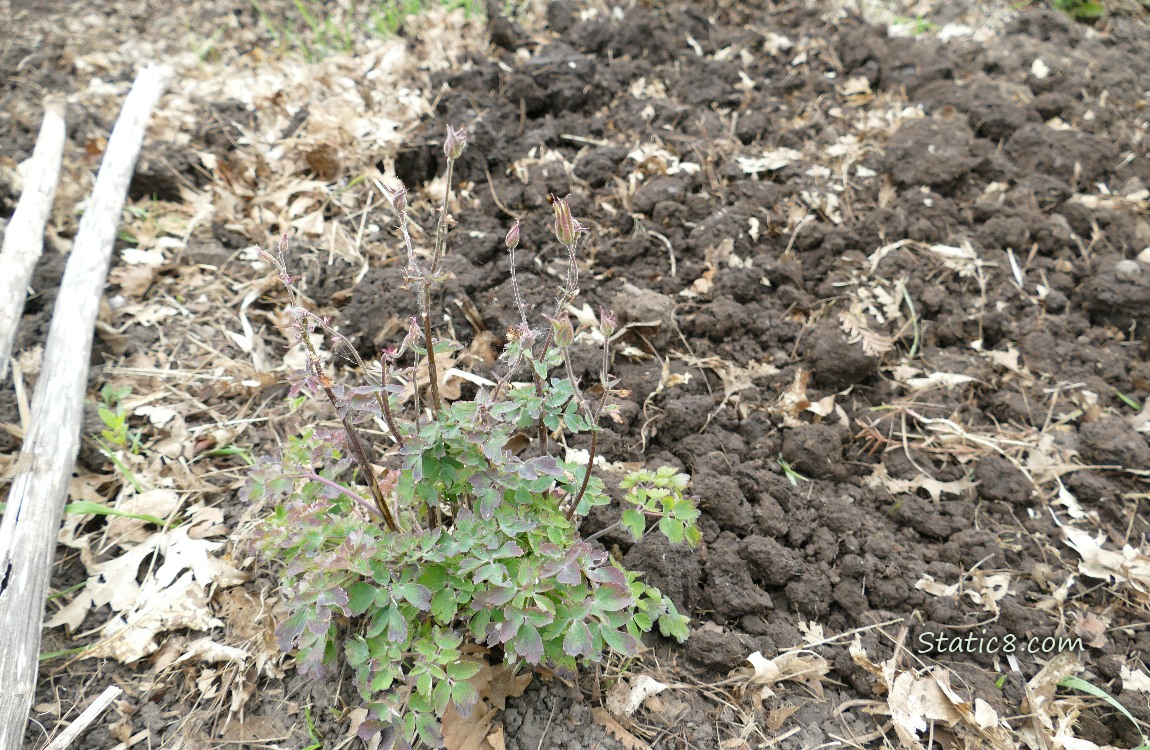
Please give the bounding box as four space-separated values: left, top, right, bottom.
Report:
609 282 676 347
621 531 702 613
1077 416 1150 469
1004 123 1117 186
1079 256 1150 331
780 423 845 480
804 321 876 389
740 535 801 587
684 628 753 671
704 533 774 619
883 118 1003 197
693 453 755 532
502 679 619 750
975 455 1031 504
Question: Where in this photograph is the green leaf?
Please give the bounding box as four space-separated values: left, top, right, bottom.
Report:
345 637 369 667
621 509 645 541
451 678 479 713
347 582 376 616
659 516 684 544
387 607 409 643
65 501 165 526
562 620 593 658
515 622 544 664
395 583 432 610
432 677 452 715
593 584 634 612
600 626 641 656
416 669 433 698
446 660 482 681
431 588 457 623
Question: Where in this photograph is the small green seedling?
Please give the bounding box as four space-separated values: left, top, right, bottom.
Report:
1058 676 1150 749
96 384 142 454
778 456 811 486
1116 391 1142 412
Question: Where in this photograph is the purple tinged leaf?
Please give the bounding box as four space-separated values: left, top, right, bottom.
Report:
586 565 628 588
451 679 480 716
492 541 523 559
515 622 545 664
498 614 523 644
387 607 409 643
593 584 635 612
477 586 517 607
556 561 582 586
274 609 308 651
395 583 432 611
529 455 564 477
317 585 351 617
473 562 508 585
600 626 642 656
562 620 594 659
478 489 500 520
358 720 396 748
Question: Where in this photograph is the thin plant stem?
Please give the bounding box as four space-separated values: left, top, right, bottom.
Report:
264 235 400 533
287 471 381 519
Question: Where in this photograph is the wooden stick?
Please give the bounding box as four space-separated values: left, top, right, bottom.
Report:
43 685 123 750
0 98 66 381
0 64 172 750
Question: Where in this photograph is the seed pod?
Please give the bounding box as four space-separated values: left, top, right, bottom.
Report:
505 218 521 250
384 181 407 213
443 125 467 160
548 314 575 349
599 307 617 338
551 194 577 246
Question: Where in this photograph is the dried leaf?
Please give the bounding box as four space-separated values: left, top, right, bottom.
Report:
1062 527 1150 598
904 373 977 391
865 464 976 503
606 675 668 716
737 650 830 699
839 310 894 356
592 708 650 750
45 527 246 662
888 669 964 750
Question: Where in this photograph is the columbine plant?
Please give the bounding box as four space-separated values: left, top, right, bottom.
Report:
246 125 700 749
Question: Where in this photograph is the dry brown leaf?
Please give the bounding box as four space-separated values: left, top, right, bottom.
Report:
737 650 830 699
442 702 499 750
773 369 811 427
46 527 247 662
592 708 650 750
904 372 977 391
606 675 668 716
1120 666 1150 694
766 704 801 730
1062 526 1150 599
865 464 976 503
889 669 966 749
840 309 894 356
109 264 157 298
1072 611 1110 649
105 488 181 545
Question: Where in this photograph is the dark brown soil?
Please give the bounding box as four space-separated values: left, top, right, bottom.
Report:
339 1 1150 747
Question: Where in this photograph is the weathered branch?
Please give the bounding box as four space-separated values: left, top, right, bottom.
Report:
0 98 66 380
0 65 172 750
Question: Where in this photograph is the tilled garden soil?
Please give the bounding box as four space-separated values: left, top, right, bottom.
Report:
339 2 1150 747
4 0 1150 747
